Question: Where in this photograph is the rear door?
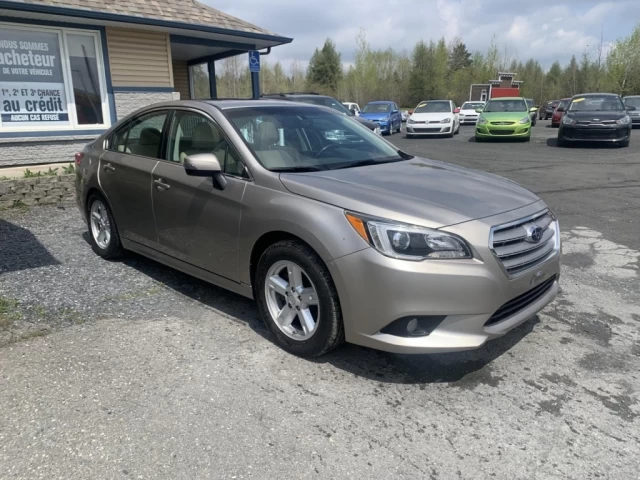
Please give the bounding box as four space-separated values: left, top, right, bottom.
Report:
99 110 169 247
151 109 249 281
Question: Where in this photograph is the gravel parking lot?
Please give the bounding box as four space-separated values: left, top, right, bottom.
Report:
1 120 639 479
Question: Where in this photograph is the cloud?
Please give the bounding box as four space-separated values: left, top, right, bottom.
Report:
205 0 640 71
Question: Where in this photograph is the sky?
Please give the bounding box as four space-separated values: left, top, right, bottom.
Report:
207 0 639 72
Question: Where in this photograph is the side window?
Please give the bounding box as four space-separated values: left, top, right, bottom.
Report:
108 123 129 153
125 111 168 159
168 111 248 178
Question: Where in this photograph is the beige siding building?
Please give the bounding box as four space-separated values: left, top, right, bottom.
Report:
0 0 291 166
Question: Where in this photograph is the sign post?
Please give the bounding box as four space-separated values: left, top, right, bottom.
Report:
249 50 261 100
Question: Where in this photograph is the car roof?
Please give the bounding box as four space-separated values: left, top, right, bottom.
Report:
366 100 393 104
487 97 525 101
571 93 620 98
624 95 640 98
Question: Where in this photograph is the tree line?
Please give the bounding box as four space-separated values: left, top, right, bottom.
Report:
205 24 640 108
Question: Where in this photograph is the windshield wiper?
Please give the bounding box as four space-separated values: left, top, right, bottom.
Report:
270 166 326 172
328 157 407 170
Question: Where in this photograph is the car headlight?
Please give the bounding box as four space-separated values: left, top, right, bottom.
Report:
440 118 451 124
562 115 576 125
407 118 416 125
374 126 381 135
518 116 531 124
345 213 472 260
477 116 488 125
617 116 631 125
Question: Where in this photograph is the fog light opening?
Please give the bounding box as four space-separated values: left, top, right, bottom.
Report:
406 318 418 334
380 316 446 338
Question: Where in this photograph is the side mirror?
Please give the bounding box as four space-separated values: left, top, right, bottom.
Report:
184 153 227 190
392 109 399 114
529 107 538 113
627 105 637 111
454 108 460 113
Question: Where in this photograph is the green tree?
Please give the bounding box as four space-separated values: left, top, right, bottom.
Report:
306 38 343 94
448 39 472 71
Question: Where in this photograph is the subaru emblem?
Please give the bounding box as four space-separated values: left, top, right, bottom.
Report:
525 224 544 243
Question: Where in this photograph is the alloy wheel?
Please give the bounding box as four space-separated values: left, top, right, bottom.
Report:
90 199 111 249
265 261 320 340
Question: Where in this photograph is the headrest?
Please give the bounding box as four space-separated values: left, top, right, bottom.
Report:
258 121 279 146
193 122 221 145
139 128 161 146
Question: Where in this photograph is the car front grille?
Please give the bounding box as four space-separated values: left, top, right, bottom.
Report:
489 129 515 135
566 129 626 140
491 121 515 125
485 275 557 326
490 210 559 277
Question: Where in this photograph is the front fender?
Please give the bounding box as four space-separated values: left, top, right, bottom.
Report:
237 182 369 286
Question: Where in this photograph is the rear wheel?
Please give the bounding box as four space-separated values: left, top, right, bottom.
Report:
256 240 344 357
87 194 123 259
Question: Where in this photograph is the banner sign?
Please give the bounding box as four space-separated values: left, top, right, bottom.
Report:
0 28 69 127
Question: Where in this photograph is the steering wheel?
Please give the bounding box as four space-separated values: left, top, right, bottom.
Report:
315 143 342 157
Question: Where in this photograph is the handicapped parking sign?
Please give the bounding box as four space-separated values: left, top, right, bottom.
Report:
248 51 260 73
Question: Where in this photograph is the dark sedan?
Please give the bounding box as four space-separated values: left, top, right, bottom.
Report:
557 93 632 147
261 93 382 135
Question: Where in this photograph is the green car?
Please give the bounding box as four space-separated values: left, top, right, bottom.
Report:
475 97 536 142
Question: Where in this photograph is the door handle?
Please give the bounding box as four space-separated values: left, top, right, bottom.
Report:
103 163 116 173
154 178 170 191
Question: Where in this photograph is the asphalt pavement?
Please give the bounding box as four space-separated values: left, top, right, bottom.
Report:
1 121 639 479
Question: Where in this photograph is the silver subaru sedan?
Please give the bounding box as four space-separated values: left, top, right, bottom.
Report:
75 99 560 357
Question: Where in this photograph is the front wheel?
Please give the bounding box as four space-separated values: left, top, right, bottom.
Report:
557 137 568 148
619 139 630 148
256 240 344 357
87 194 123 259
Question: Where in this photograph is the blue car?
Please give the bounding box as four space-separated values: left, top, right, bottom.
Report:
359 101 403 135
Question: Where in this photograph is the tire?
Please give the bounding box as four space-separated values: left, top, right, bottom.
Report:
87 194 123 260
619 139 630 148
454 122 460 135
256 240 344 357
475 136 483 143
396 122 402 134
557 137 568 148
523 135 531 142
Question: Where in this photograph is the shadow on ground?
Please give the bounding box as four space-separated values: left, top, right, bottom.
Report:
546 138 623 149
0 219 60 273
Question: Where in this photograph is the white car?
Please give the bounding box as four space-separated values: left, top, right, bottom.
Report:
405 100 460 138
459 101 486 125
343 102 361 115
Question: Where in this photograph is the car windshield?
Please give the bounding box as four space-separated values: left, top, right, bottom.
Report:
363 103 391 113
461 102 484 110
483 99 527 113
413 101 451 113
556 100 569 111
295 97 355 116
569 95 625 112
225 106 412 172
624 97 640 108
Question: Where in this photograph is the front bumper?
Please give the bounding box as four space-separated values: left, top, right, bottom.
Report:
406 124 453 135
328 202 561 354
559 125 630 142
476 122 531 138
630 115 640 127
459 115 478 124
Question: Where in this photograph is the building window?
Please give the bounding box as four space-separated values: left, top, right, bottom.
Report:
0 22 110 133
481 90 487 101
189 63 210 99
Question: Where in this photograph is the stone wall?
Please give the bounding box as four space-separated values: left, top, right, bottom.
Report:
0 175 75 210
114 91 181 119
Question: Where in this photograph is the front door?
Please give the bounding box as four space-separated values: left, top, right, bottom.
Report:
99 110 168 247
151 110 249 281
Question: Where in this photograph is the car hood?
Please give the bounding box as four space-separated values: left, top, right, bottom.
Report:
409 112 453 122
279 158 540 228
480 111 530 122
565 111 627 121
460 109 480 115
353 116 378 130
359 112 391 121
